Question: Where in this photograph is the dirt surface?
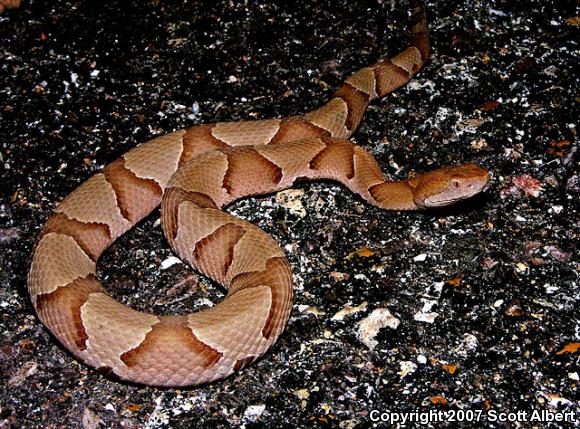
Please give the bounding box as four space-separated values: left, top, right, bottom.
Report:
0 0 578 428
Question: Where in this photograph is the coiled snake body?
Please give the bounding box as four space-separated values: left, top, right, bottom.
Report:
28 3 490 386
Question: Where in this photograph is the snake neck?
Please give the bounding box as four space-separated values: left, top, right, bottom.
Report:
368 180 420 211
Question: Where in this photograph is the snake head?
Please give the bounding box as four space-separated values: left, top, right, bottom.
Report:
410 163 491 209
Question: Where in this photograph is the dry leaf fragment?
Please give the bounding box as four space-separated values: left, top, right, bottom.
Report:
446 276 462 287
479 100 500 112
329 271 350 282
430 396 447 405
556 342 580 355
125 404 144 413
505 304 523 317
565 16 580 27
346 246 378 260
442 364 458 375
547 139 571 157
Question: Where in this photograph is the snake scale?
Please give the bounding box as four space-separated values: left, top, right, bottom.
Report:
28 2 490 386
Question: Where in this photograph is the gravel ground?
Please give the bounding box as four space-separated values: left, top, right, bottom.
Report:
0 0 578 428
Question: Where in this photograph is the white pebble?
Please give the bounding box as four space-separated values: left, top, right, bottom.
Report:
413 253 427 262
398 361 417 378
414 299 439 324
160 256 182 270
243 404 266 422
356 308 400 349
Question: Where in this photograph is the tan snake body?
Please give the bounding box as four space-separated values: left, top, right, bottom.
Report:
28 2 490 386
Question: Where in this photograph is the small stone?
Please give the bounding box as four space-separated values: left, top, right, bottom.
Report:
82 408 103 429
356 308 400 349
191 102 200 114
515 262 529 273
8 361 38 387
545 245 571 262
413 299 439 324
441 363 458 375
292 389 310 400
243 404 266 422
530 257 546 266
414 311 438 324
160 256 182 270
297 304 325 316
331 301 367 321
398 361 417 379
329 271 350 282
413 253 427 262
505 304 523 317
544 393 572 407
512 174 543 197
482 258 499 269
276 189 306 218
455 334 479 355
0 227 20 245
471 138 488 150
339 419 359 429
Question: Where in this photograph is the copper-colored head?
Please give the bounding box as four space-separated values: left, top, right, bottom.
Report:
410 163 491 208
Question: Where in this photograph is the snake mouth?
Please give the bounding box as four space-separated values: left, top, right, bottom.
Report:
422 197 463 207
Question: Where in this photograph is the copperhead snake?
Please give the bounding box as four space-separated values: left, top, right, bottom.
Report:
28 2 490 386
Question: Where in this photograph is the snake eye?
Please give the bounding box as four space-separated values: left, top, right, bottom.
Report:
452 179 461 189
